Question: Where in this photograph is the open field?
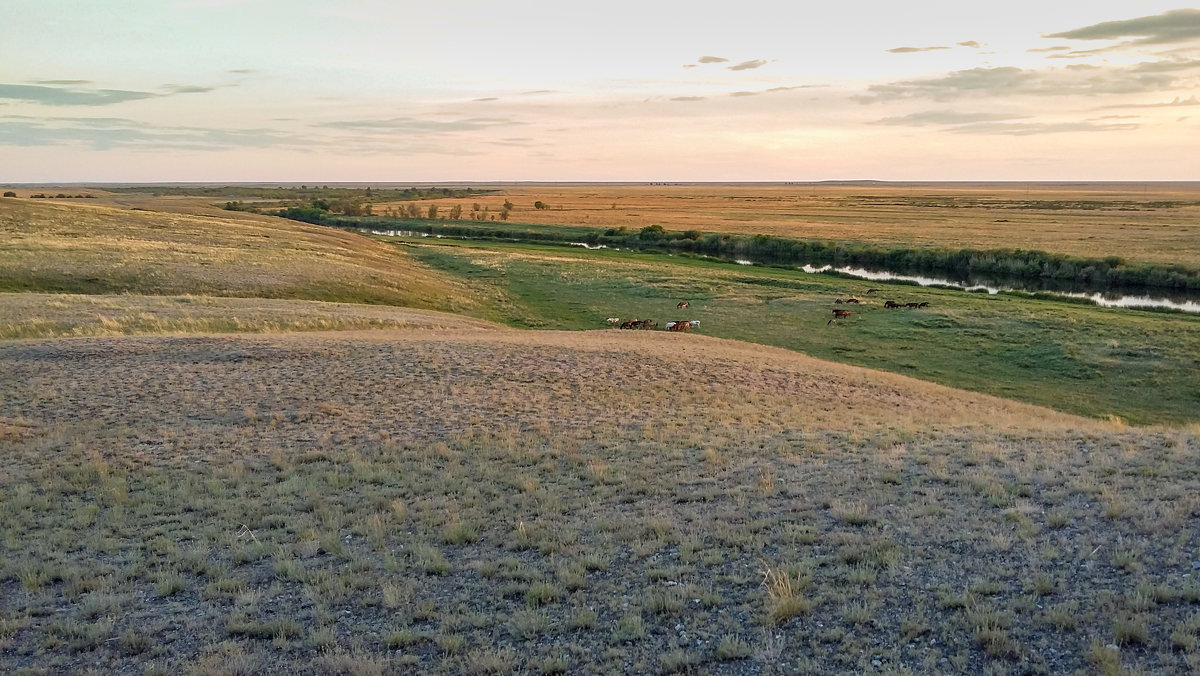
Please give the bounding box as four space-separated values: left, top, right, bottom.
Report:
371 183 1200 267
1 329 1198 674
0 198 481 311
0 294 499 341
397 239 1200 425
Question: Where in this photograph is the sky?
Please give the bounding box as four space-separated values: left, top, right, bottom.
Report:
1 1 1198 182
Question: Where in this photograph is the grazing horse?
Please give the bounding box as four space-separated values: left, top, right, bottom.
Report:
917 301 930 308
620 318 639 329
606 317 621 325
637 319 657 329
666 320 693 331
866 288 880 295
905 302 921 308
676 301 689 309
884 300 901 309
845 297 861 304
828 309 852 325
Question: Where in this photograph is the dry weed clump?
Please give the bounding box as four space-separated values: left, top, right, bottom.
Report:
0 330 1196 674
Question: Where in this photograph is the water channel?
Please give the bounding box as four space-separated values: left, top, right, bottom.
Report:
368 229 1200 315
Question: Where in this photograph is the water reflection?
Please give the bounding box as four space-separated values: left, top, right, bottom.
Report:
799 265 1200 314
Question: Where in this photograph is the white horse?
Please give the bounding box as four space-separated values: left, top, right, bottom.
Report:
606 317 621 325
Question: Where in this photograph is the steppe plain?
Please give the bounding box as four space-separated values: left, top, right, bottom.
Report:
1 185 1198 675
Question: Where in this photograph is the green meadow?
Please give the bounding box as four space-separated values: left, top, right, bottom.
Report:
400 238 1200 425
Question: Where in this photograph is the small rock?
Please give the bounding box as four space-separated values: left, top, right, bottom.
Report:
872 659 882 667
1191 561 1199 570
1105 643 1119 652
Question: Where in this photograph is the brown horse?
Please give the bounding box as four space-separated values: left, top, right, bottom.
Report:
828 309 852 325
676 301 689 309
666 320 692 331
884 300 901 309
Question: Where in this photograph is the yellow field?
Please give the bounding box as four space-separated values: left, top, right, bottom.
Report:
0 198 482 311
380 183 1200 266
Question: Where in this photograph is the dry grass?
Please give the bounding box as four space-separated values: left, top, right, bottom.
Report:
0 292 500 340
385 183 1200 266
2 328 1197 673
0 198 484 310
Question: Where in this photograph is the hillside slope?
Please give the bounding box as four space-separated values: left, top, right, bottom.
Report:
2 328 1196 674
0 199 481 310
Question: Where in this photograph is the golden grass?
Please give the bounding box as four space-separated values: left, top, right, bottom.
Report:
0 292 500 339
0 198 483 310
385 183 1200 266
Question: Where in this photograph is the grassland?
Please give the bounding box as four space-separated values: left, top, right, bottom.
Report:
1 330 1197 675
0 198 481 311
396 239 1200 425
374 183 1200 267
1 191 1198 674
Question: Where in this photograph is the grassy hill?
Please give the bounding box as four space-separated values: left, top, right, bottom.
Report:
0 198 482 310
0 328 1196 674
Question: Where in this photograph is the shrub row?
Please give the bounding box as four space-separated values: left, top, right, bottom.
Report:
276 212 1200 292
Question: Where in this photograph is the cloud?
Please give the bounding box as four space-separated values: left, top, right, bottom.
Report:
0 84 158 106
0 115 303 150
519 90 555 96
729 91 758 97
872 110 1027 126
316 116 523 133
1045 9 1200 46
1093 96 1200 110
670 96 705 102
870 110 1138 135
697 56 728 63
472 97 498 102
1131 58 1200 73
0 82 220 106
886 46 950 53
1027 46 1070 53
728 59 768 71
946 120 1140 135
862 65 1176 101
957 41 981 48
164 84 218 94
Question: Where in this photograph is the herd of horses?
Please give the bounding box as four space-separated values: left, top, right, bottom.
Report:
607 301 698 331
607 293 931 330
828 294 931 324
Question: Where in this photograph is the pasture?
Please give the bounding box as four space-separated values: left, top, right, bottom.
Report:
397 239 1200 425
0 191 1198 674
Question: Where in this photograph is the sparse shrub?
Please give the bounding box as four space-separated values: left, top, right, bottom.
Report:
716 635 753 660
567 608 598 630
609 613 646 644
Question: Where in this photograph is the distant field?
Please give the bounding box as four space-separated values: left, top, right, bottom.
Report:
377 183 1200 267
2 329 1197 674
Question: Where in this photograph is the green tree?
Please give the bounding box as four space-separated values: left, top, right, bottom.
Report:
2 191 16 198
639 224 666 240
449 204 463 220
533 201 547 210
427 204 439 219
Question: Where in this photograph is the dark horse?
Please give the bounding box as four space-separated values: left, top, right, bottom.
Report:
676 301 689 309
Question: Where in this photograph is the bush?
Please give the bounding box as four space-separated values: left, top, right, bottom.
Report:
2 191 16 197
